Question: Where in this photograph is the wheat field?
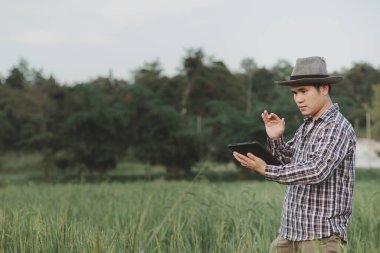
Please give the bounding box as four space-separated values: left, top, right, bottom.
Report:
0 179 379 252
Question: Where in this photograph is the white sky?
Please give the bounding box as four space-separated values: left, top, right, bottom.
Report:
0 0 379 84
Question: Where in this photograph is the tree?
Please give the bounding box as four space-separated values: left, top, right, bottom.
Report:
5 67 25 89
187 60 245 115
0 111 15 150
203 101 264 162
272 59 293 81
5 59 35 89
241 58 258 115
250 68 277 103
0 85 51 150
336 63 380 106
181 49 205 115
53 85 127 176
133 61 168 91
32 69 59 89
123 85 202 179
370 84 380 140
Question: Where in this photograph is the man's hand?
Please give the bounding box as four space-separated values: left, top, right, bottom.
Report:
261 110 285 140
233 152 267 175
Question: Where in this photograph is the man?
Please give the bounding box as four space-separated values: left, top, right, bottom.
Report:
233 56 356 253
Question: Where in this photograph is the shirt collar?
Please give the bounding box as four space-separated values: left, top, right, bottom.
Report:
303 103 339 122
319 103 339 121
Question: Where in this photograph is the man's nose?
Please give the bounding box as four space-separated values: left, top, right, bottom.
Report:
295 95 304 104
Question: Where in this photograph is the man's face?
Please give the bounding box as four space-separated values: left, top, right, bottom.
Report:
291 85 329 118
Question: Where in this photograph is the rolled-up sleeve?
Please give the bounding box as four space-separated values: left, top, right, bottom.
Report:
267 134 297 165
265 123 353 185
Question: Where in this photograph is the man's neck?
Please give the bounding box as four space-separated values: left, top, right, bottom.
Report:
312 101 333 120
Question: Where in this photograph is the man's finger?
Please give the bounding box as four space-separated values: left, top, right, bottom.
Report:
262 110 269 118
262 110 273 123
269 113 281 121
247 152 257 159
234 151 246 159
241 163 250 168
261 112 268 122
233 153 245 163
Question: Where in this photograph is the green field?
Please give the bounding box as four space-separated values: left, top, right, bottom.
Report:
1 174 380 253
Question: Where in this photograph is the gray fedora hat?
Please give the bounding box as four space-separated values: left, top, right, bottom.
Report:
275 56 344 86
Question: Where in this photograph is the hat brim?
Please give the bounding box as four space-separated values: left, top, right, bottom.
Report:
275 76 344 86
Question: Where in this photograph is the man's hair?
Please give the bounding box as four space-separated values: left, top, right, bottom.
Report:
313 83 332 95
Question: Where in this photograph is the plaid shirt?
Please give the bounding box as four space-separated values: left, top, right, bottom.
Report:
265 104 356 242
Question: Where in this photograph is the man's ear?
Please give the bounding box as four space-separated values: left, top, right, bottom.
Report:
320 83 329 95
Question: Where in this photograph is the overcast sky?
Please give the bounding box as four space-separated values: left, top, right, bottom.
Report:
1 0 379 84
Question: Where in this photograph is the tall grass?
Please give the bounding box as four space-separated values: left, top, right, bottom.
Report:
0 180 379 252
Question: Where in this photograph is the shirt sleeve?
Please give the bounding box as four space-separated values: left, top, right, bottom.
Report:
267 132 298 165
265 122 353 185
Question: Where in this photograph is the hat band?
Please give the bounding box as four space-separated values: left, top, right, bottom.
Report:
290 75 328 80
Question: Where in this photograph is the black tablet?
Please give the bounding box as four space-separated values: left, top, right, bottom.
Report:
228 141 282 166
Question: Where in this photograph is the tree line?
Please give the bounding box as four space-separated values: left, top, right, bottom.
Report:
1 49 380 179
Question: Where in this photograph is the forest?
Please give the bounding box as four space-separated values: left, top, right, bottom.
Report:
1 49 380 179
